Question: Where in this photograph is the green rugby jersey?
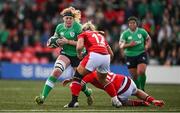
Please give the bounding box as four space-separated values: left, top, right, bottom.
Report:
55 21 82 56
119 28 149 56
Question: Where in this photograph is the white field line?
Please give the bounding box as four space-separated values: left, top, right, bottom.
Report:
0 109 179 112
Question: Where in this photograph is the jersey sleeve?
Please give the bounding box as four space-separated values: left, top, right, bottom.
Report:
74 21 82 35
119 31 126 43
55 24 63 38
141 28 149 40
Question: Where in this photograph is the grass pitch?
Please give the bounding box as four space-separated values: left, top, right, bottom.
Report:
0 80 180 113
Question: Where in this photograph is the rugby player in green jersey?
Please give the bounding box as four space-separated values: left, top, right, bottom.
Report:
119 16 151 91
35 7 93 105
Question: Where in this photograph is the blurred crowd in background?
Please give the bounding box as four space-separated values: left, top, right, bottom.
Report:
0 0 180 65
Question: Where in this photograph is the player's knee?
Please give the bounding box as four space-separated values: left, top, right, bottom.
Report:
137 64 146 75
51 69 61 78
53 60 66 76
73 71 83 83
137 68 145 75
54 60 66 72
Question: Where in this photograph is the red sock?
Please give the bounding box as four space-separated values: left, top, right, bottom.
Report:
104 82 117 97
146 96 155 103
70 81 82 96
132 100 143 106
131 100 149 106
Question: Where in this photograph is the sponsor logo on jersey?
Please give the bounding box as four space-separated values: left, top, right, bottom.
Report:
70 32 75 37
137 34 142 39
128 36 132 40
135 40 142 44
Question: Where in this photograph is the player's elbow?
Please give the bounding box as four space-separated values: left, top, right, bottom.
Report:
107 46 114 59
76 38 84 50
109 50 114 60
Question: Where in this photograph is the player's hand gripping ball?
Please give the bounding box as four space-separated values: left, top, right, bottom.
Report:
47 36 61 48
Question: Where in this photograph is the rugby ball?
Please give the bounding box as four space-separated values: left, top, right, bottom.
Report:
47 36 60 48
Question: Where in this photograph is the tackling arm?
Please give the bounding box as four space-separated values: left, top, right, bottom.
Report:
76 38 84 59
67 40 77 46
107 45 114 61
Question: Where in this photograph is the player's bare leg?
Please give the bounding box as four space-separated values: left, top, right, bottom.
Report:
129 68 140 89
64 66 89 108
35 55 70 105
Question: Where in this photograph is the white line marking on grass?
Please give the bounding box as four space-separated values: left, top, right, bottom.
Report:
0 109 179 112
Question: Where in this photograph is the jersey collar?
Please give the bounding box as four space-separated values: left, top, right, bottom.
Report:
63 22 74 29
128 27 138 33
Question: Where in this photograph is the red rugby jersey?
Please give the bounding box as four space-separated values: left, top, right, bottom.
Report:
82 71 125 92
78 31 109 54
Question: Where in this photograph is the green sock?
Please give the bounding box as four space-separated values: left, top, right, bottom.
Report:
41 76 57 100
133 79 140 89
139 74 146 91
81 84 91 97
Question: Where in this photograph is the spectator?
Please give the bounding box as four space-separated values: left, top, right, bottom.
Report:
0 0 179 66
0 23 9 45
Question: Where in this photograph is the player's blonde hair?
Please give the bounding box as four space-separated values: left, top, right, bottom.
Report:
60 6 81 22
82 21 96 31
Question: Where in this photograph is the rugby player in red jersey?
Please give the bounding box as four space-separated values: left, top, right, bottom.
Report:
63 71 164 107
64 21 122 108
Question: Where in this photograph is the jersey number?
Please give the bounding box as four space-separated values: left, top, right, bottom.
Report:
92 33 105 46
